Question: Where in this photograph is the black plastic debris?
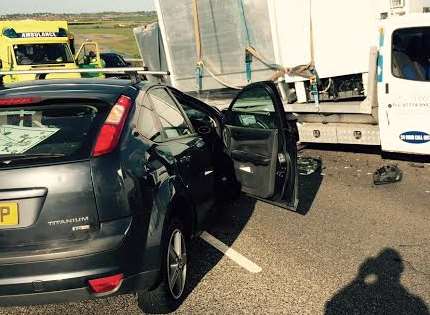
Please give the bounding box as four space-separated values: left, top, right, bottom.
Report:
373 165 403 185
298 157 322 176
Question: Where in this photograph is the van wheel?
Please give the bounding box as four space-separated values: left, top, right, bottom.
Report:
138 218 188 314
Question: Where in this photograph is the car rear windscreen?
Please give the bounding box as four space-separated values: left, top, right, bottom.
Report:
0 102 108 167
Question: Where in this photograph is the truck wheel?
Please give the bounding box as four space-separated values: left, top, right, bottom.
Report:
138 218 188 314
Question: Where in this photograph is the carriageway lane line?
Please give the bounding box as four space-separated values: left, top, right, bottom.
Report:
200 231 262 274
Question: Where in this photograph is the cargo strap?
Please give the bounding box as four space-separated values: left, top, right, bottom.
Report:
245 46 284 71
238 0 253 83
191 0 202 64
191 0 241 90
238 0 283 82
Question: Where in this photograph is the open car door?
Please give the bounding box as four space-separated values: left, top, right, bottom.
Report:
223 81 299 210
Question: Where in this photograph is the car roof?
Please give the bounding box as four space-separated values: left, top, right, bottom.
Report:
0 79 147 104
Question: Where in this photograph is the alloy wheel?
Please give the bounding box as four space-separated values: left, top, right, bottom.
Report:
167 229 187 300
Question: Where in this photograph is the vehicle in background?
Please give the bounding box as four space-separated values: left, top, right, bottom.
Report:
139 0 430 156
0 20 104 83
100 52 131 78
101 53 131 68
0 76 298 313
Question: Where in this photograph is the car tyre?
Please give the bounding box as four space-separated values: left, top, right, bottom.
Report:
138 218 188 314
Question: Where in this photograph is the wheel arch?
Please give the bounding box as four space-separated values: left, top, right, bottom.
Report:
165 192 196 240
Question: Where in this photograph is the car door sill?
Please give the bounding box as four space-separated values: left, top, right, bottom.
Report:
245 193 297 212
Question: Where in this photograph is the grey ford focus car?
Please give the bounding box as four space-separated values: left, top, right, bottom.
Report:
0 78 298 313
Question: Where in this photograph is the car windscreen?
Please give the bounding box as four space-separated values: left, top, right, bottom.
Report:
0 102 108 168
13 43 74 65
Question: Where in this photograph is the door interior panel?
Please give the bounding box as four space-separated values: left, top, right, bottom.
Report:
231 150 271 166
223 81 298 210
225 125 278 199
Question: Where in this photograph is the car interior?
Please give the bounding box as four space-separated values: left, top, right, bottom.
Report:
171 89 241 202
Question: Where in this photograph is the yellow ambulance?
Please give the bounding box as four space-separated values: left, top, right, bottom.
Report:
0 20 103 83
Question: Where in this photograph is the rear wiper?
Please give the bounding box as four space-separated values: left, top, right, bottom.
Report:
0 153 66 162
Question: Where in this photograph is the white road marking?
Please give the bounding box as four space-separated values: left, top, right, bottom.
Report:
239 166 252 173
200 231 262 274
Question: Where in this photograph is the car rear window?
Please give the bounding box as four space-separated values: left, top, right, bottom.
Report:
0 102 108 167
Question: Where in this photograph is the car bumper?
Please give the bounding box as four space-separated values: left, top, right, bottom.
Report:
0 217 159 306
0 270 158 307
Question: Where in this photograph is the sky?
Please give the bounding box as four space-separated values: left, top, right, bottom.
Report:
2 0 155 14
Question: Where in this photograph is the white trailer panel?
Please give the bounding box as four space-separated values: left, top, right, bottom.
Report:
268 0 311 74
310 1 379 79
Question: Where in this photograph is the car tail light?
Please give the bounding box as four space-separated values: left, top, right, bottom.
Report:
88 273 124 295
0 97 42 106
92 95 133 157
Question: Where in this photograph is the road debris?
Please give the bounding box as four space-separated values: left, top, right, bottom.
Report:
373 165 403 185
298 157 322 176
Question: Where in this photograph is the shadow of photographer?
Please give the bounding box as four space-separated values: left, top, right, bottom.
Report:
325 248 429 315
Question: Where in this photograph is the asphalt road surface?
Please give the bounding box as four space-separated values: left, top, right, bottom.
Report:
1 147 429 314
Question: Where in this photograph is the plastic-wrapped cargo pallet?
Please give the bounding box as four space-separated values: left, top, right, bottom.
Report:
151 0 278 92
133 23 169 74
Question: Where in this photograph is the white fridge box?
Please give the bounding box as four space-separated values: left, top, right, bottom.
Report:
270 0 381 82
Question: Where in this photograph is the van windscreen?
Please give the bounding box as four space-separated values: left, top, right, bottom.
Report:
13 43 74 65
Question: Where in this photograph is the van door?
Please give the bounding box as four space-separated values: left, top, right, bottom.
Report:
74 41 104 78
1 47 16 84
223 81 299 210
379 17 430 155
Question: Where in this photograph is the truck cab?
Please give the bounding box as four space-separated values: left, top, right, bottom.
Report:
378 14 430 155
0 20 81 84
